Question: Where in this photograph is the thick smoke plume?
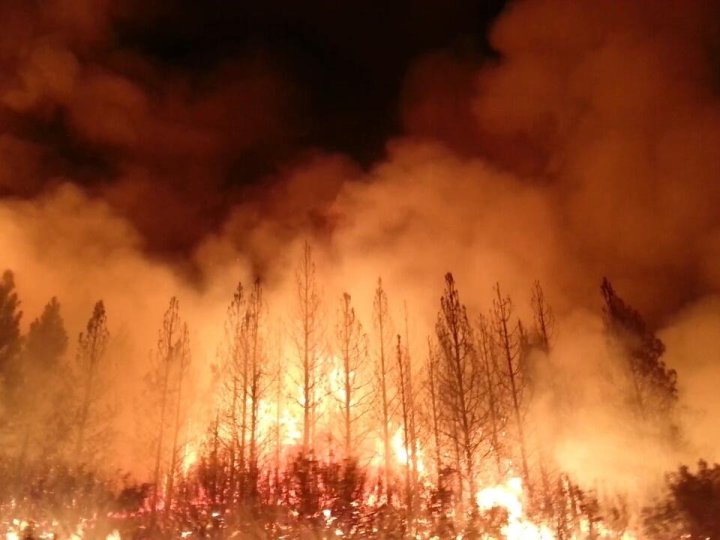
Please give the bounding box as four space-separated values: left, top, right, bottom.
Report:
2 0 720 503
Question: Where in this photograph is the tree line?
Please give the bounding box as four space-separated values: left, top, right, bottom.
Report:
0 243 702 539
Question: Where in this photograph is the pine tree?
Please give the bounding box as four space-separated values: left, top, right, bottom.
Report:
74 300 112 465
600 278 677 421
219 282 246 505
335 292 368 459
492 284 532 495
372 278 394 496
21 297 69 458
436 273 487 510
476 313 506 480
148 296 186 529
165 322 191 524
25 297 68 371
0 270 22 400
245 279 264 499
294 241 321 456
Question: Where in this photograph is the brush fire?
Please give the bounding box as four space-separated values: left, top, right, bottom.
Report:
1 0 720 538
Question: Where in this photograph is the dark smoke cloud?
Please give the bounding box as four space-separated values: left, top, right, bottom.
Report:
401 0 720 320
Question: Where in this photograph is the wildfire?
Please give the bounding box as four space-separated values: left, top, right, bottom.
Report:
477 477 554 540
391 427 425 473
181 442 198 474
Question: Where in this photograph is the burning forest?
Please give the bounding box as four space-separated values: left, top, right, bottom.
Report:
2 0 720 538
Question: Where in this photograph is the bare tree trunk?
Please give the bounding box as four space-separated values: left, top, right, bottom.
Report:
296 241 320 457
403 303 418 496
426 341 443 488
477 315 504 479
165 324 190 526
150 298 181 530
396 335 413 515
227 377 238 507
247 280 263 499
239 319 249 500
373 278 393 496
210 412 220 507
341 293 353 458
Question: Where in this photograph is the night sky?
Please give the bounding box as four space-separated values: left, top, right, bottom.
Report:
117 0 507 165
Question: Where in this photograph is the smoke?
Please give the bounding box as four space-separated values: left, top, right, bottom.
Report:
1 0 720 502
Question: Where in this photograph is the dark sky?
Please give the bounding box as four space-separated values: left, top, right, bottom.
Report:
118 0 507 165
0 0 509 257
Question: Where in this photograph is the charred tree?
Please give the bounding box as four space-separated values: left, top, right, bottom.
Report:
218 282 246 505
335 292 368 459
396 334 413 513
294 241 322 456
245 279 264 498
476 313 506 480
426 339 444 489
436 273 487 510
148 296 184 529
164 322 191 524
372 278 394 496
531 281 554 354
492 283 532 495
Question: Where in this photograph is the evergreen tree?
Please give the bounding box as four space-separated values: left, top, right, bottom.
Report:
492 284 532 495
74 300 112 466
25 297 68 371
148 296 187 530
0 270 22 402
644 460 720 539
600 278 677 420
18 297 69 462
436 273 487 510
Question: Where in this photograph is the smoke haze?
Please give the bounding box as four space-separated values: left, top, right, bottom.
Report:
2 0 720 501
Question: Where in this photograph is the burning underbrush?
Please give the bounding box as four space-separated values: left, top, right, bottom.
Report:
0 454 637 539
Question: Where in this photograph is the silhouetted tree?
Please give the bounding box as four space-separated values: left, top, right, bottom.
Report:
73 300 112 466
245 279 265 499
148 296 186 529
643 460 720 540
436 273 487 510
164 322 191 524
601 278 677 421
20 297 69 460
218 282 246 505
425 339 444 489
294 241 322 456
0 270 22 400
25 297 67 371
492 283 532 495
335 292 368 459
372 278 395 496
476 313 507 480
